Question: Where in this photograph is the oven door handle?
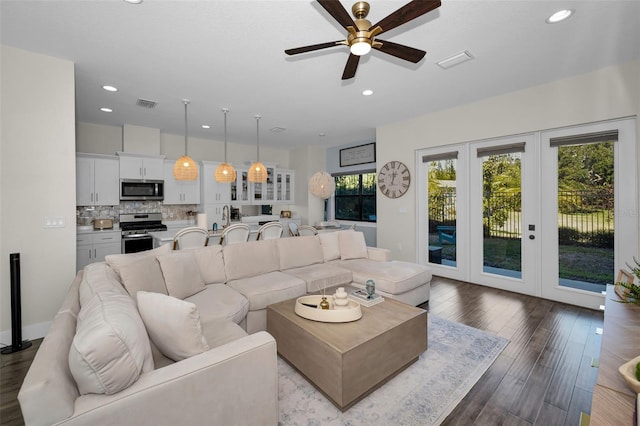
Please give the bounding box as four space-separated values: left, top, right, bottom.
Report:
122 234 152 239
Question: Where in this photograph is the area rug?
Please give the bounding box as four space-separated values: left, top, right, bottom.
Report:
278 315 508 426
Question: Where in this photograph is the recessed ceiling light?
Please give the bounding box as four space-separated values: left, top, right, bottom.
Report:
319 133 326 137
546 9 574 24
102 85 118 92
99 107 113 113
270 127 287 133
362 89 374 96
123 0 143 4
201 125 211 129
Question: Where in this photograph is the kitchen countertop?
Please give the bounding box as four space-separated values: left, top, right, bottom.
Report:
149 227 258 243
77 225 120 234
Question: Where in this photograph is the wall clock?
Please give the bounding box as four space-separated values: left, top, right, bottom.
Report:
378 161 411 199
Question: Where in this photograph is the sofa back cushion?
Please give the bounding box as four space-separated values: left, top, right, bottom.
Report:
157 252 206 300
339 230 368 260
277 236 324 270
189 245 227 284
104 243 171 277
79 262 128 307
224 239 279 281
117 255 168 303
68 293 154 395
317 232 341 262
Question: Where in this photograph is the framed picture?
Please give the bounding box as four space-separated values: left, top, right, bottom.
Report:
340 142 376 167
615 269 635 299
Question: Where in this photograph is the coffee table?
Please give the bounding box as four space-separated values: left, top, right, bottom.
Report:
267 295 427 411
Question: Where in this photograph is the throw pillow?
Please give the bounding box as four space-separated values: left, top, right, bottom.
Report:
156 252 206 299
189 245 227 284
105 243 171 278
318 232 341 262
338 230 368 260
136 291 210 361
69 293 154 395
118 255 168 302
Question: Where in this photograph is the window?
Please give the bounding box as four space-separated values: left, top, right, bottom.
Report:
334 172 376 222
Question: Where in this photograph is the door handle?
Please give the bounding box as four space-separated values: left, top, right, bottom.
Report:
529 235 535 240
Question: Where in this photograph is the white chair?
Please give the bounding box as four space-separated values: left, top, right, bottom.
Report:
219 223 251 245
173 227 209 250
256 222 283 240
288 222 299 237
298 225 318 236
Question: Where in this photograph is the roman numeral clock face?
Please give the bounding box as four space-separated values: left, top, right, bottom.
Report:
377 161 411 199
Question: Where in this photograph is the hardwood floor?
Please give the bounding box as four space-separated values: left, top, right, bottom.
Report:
0 276 602 426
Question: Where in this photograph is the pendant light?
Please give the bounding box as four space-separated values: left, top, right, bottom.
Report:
215 108 237 182
248 114 267 183
309 171 335 199
174 99 198 180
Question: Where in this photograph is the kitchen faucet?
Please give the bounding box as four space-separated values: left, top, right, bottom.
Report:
222 205 230 228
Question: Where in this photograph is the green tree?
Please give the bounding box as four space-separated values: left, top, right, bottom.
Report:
482 154 521 235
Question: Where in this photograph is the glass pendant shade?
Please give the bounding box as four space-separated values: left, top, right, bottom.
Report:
215 108 237 183
174 100 198 181
248 115 267 183
309 171 335 199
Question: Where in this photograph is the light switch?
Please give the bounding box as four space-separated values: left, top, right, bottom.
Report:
44 216 65 228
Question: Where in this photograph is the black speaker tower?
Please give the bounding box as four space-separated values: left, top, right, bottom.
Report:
1 253 32 354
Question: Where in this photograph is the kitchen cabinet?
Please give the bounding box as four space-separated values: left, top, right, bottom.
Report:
230 168 250 205
275 169 295 204
76 231 121 271
251 165 276 204
163 160 200 204
118 154 164 180
76 154 120 206
200 161 231 204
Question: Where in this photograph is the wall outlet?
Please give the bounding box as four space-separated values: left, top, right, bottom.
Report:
44 216 65 228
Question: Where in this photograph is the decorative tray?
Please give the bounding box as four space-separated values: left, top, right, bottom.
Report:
618 354 640 393
294 295 362 323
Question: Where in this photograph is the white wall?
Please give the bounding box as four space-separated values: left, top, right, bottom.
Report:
1 46 76 340
289 145 327 226
376 61 640 262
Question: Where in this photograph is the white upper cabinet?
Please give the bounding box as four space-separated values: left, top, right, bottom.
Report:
118 153 164 180
200 161 231 205
163 160 200 205
76 154 120 206
230 168 250 205
251 165 276 204
276 169 295 204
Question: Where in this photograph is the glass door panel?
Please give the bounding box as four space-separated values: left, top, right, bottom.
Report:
428 158 457 267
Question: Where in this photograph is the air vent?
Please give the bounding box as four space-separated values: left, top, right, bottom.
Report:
270 127 287 133
436 50 474 70
136 98 158 109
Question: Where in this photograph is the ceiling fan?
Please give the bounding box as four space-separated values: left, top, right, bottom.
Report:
285 0 441 80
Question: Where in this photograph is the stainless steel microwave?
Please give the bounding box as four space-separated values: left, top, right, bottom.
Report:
120 179 164 201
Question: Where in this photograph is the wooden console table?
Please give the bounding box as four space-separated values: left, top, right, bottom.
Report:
589 284 639 425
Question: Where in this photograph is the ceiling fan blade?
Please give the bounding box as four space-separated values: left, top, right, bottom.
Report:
371 0 441 35
285 40 343 56
317 0 357 30
374 39 426 63
341 54 360 80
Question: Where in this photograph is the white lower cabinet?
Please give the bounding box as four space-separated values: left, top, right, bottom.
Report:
76 231 122 271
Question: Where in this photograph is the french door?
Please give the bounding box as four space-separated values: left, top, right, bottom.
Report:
418 118 637 309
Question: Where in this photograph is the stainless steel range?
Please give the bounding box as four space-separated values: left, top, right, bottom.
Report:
120 213 167 253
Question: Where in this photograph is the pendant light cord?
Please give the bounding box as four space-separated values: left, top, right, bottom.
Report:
255 115 261 162
223 108 229 162
183 100 189 156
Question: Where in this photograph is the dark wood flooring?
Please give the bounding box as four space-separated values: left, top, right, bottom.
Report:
0 276 602 426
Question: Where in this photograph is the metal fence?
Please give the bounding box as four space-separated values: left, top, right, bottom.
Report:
429 188 614 241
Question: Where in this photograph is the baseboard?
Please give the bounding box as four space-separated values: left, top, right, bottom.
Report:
0 321 51 347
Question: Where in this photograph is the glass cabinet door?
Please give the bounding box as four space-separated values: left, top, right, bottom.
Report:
231 169 250 204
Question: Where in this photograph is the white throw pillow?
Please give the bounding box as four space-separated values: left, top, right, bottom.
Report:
136 291 210 361
69 293 154 395
189 245 227 284
318 232 341 262
338 230 368 260
105 244 171 277
118 255 168 302
156 252 206 300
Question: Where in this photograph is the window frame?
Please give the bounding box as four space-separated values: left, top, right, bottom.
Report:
333 171 377 222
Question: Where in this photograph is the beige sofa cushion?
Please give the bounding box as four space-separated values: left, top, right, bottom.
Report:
339 230 368 260
79 262 128 307
185 284 250 327
69 293 154 395
277 235 324 270
137 291 210 362
283 264 352 293
201 319 248 350
189 245 227 284
105 243 171 277
157 252 206 299
227 271 306 311
318 232 341 262
341 259 432 295
224 239 279 281
118 255 168 302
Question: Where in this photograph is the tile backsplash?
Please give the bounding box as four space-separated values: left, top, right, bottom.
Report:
77 202 198 225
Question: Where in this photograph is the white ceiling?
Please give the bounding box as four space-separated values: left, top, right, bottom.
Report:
1 0 639 150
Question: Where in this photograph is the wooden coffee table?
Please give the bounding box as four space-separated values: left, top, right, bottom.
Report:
267 295 427 411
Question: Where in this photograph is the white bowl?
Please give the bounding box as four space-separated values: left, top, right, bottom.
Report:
618 354 640 393
294 295 362 323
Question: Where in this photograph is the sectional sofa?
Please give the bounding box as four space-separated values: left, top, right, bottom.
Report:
18 230 431 425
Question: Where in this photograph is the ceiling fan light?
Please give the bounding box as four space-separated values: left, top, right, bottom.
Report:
215 162 237 183
248 161 267 183
350 40 371 56
174 155 198 180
